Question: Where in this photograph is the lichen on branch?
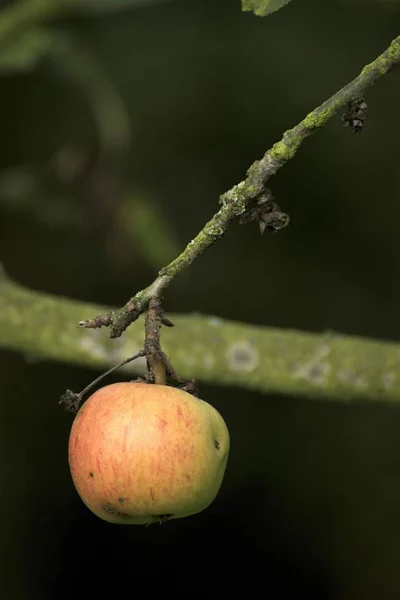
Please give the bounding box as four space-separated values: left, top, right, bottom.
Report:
2 273 400 405
81 34 400 338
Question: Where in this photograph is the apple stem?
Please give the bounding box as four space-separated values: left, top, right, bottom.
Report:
144 298 168 385
59 350 145 412
142 299 199 393
61 301 197 413
80 351 146 396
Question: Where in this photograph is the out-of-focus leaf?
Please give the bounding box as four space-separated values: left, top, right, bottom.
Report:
0 23 130 153
242 0 293 17
0 27 53 73
81 0 174 14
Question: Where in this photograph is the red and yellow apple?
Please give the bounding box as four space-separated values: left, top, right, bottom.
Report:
68 382 229 524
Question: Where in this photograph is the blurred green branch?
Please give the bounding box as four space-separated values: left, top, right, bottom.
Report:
0 0 130 153
0 0 74 45
0 0 175 47
2 271 400 404
81 34 400 338
81 0 176 14
48 34 131 153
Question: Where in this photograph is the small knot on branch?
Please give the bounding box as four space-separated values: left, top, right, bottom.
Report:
79 298 146 338
239 189 290 234
59 389 82 413
342 97 368 133
79 313 114 330
78 276 170 339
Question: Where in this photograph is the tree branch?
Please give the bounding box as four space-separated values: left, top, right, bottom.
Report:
81 34 400 338
2 272 400 404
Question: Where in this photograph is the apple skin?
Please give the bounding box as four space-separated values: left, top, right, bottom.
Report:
68 382 229 525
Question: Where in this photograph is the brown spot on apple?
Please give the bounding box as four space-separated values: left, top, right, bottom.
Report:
214 440 220 450
158 418 168 433
102 502 132 519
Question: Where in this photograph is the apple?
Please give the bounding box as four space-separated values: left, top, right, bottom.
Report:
68 382 229 524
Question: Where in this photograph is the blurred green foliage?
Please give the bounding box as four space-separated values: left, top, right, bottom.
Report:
242 0 293 17
82 0 175 12
0 26 54 73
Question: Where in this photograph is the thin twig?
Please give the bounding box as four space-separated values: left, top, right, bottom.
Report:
80 35 400 338
59 350 145 412
77 350 145 397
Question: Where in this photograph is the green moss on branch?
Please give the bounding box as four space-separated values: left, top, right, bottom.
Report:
2 274 400 405
82 34 400 338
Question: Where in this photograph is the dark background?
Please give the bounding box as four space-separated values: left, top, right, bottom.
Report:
1 1 400 598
